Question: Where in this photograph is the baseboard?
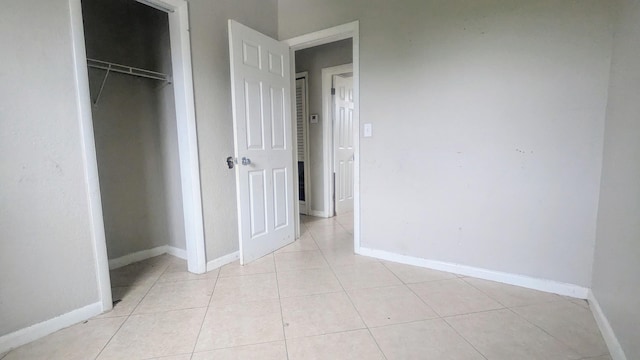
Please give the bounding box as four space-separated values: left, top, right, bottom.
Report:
587 290 628 360
310 210 329 218
357 247 589 299
166 246 187 260
206 251 239 271
0 301 102 354
108 245 168 270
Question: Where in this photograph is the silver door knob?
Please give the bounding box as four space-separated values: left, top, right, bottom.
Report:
241 157 251 166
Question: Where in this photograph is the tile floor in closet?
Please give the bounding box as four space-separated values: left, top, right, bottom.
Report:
2 214 611 360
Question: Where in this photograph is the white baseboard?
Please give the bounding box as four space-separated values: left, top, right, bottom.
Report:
108 245 168 270
206 251 239 272
108 245 189 270
588 290 628 360
166 246 187 260
0 302 102 354
309 210 329 218
357 247 589 299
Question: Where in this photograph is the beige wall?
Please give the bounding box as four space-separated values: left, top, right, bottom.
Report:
279 0 614 287
295 39 353 215
186 0 278 261
83 0 186 259
592 0 640 357
0 0 99 336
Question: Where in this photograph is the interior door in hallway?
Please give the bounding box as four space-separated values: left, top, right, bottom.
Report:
228 20 295 264
333 74 355 215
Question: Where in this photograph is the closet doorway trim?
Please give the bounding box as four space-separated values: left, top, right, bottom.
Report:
69 0 206 313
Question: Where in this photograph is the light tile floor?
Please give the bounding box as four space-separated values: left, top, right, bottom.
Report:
3 214 611 360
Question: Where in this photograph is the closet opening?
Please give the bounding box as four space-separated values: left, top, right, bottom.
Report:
77 0 205 310
82 0 183 270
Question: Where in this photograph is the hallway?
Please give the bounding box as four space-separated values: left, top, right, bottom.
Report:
2 216 610 359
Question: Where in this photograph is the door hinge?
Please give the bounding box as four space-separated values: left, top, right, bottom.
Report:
331 88 335 95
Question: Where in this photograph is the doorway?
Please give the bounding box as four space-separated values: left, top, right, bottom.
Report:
286 22 361 252
70 0 205 312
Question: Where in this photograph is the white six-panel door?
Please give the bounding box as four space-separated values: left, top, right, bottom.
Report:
333 75 355 215
228 20 295 264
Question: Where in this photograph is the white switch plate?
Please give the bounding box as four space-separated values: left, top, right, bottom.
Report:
310 114 319 124
363 123 373 137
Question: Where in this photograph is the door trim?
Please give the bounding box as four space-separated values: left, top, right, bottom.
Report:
284 21 361 251
69 0 206 311
322 64 353 217
69 0 112 313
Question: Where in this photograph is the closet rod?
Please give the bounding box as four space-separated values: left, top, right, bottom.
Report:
87 58 171 82
87 58 171 105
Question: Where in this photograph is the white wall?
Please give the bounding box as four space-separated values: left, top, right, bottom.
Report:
82 0 186 259
186 0 278 261
0 0 99 336
295 39 353 215
592 0 640 357
279 0 614 286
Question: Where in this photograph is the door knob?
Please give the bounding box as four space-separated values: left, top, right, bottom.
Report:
226 156 235 169
241 157 251 166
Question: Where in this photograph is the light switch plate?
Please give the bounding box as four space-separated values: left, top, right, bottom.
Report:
310 114 319 124
363 123 373 137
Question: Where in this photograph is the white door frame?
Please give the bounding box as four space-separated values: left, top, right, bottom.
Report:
68 0 206 312
284 21 361 250
322 64 353 217
295 72 311 215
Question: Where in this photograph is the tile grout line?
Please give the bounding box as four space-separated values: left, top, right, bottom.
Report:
190 339 285 354
188 264 223 360
504 305 600 358
378 261 444 318
93 255 173 359
459 275 591 356
308 223 389 360
440 316 490 360
273 249 291 360
381 261 490 360
459 276 511 308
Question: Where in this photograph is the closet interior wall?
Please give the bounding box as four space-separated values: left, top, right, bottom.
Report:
82 0 186 261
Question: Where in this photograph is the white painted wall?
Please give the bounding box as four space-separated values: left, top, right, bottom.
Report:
186 0 278 261
0 0 99 336
592 0 640 357
295 39 353 215
279 0 614 286
82 0 186 259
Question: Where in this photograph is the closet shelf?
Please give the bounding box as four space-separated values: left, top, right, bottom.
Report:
87 58 171 82
87 58 172 105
